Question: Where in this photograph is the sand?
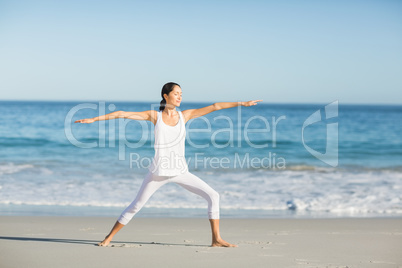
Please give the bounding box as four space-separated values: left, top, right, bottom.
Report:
0 216 401 268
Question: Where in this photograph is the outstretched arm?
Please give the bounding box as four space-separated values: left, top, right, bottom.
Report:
182 100 262 123
75 110 157 124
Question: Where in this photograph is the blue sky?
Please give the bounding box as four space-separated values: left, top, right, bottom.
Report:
0 0 401 104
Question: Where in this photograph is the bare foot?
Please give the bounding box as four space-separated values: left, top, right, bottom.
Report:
211 239 238 247
98 235 112 247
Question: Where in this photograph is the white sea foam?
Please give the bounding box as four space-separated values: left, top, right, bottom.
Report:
1 166 401 216
0 163 34 176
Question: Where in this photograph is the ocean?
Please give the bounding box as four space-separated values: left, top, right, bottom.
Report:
0 100 401 218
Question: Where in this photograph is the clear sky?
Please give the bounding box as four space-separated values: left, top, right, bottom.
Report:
0 0 401 104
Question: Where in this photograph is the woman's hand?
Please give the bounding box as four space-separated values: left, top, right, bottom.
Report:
75 118 96 124
241 100 263 107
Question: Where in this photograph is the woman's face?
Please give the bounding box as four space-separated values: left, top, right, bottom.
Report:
164 86 182 107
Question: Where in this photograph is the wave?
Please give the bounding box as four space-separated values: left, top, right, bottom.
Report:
0 162 35 176
1 165 401 217
1 200 400 216
0 136 298 148
2 159 402 177
0 137 71 148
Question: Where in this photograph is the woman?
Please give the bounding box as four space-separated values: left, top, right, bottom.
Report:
75 82 262 247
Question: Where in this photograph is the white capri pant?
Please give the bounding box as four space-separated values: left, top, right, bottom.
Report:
118 171 220 225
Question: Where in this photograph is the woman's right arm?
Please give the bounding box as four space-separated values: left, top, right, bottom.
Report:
74 110 157 124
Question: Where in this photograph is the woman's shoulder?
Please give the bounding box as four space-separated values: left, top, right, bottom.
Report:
150 110 159 125
180 109 193 123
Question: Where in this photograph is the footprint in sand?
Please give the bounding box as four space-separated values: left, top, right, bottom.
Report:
238 241 272 245
369 260 396 265
111 244 142 248
79 228 94 232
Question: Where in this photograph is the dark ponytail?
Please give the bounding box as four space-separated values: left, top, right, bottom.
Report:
159 98 167 111
159 82 180 111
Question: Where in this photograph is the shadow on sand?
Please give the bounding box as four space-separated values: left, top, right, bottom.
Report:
0 236 209 247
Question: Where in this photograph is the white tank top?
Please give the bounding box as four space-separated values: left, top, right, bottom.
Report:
149 110 188 176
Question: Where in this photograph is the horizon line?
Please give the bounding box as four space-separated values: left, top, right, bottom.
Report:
0 99 401 106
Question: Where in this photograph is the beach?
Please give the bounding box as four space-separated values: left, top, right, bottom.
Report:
1 102 402 267
1 216 401 268
1 0 402 266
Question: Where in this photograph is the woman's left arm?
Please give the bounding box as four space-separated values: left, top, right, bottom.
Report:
182 100 262 123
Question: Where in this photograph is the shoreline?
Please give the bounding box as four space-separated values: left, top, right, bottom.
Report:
1 216 401 267
2 204 401 219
